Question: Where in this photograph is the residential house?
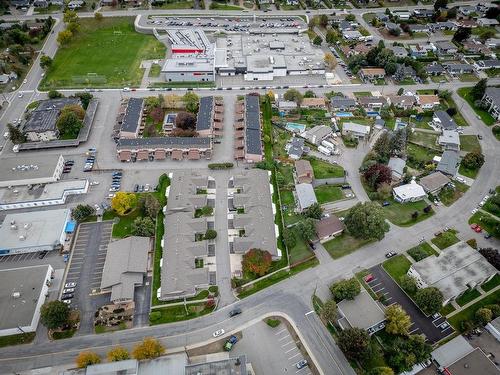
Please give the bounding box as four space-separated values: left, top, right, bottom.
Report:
337 291 386 335
375 12 389 23
301 97 326 109
458 5 477 16
341 43 371 58
430 21 458 31
419 171 450 195
330 96 357 111
485 38 500 48
278 100 298 113
444 63 475 75
374 118 385 128
295 183 317 212
392 180 427 203
417 95 440 110
385 22 402 34
302 125 332 145
462 40 492 55
0 75 10 85
438 130 461 151
391 10 411 20
425 63 445 76
389 46 408 58
478 18 499 27
393 65 417 82
481 87 500 120
342 122 371 140
286 137 308 160
436 150 460 176
435 41 458 56
343 30 363 41
432 110 457 130
410 44 435 58
389 95 417 110
315 215 344 242
475 59 500 71
407 242 497 305
359 68 386 82
33 0 48 7
358 96 388 109
295 159 314 184
338 20 357 32
413 8 435 18
388 157 406 180
67 0 84 9
486 317 500 343
408 24 430 33
457 19 478 29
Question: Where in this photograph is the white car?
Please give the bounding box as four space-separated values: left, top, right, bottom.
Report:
63 299 71 304
89 181 100 186
123 87 131 92
65 282 76 288
63 288 75 293
471 208 478 214
212 329 225 338
18 93 23 98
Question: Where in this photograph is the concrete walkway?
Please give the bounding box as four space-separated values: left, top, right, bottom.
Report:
447 284 500 318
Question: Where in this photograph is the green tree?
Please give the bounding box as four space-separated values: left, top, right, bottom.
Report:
40 300 70 330
452 27 471 43
461 152 485 170
296 218 317 241
345 202 389 240
434 0 447 11
318 14 328 27
283 88 303 105
74 92 93 109
66 21 80 34
40 55 52 69
385 304 412 336
204 229 217 240
56 110 83 138
72 204 95 222
7 123 26 144
242 248 272 276
283 228 296 249
475 307 493 325
183 92 199 113
57 29 73 45
313 35 323 46
111 192 137 215
470 78 487 101
345 14 356 21
368 367 394 375
330 278 361 302
76 351 101 368
304 90 316 98
321 300 338 323
48 90 63 99
132 217 155 237
107 347 130 362
132 337 165 360
386 335 431 373
140 194 161 218
338 328 371 361
415 287 443 315
399 275 418 295
63 9 79 24
303 202 323 219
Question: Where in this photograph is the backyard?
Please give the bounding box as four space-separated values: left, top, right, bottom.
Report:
459 135 481 153
409 131 439 149
305 157 345 179
430 230 460 250
42 17 165 89
382 199 434 227
438 181 469 206
382 254 412 281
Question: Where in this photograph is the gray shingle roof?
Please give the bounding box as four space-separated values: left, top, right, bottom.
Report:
196 96 213 131
436 150 460 176
121 98 143 133
245 95 262 155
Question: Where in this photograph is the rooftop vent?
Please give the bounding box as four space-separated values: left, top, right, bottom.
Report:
12 292 20 298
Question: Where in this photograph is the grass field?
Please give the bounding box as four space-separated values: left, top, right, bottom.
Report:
323 234 372 259
314 185 343 204
305 157 344 179
153 0 194 8
440 303 456 316
458 163 480 179
383 255 412 281
482 274 500 292
407 242 438 262
210 2 242 9
42 18 165 89
455 288 481 307
407 143 440 170
438 182 469 206
409 131 439 149
457 87 495 126
382 199 434 227
459 135 481 153
448 290 500 330
431 231 460 250
150 302 215 325
0 333 35 348
148 63 161 77
468 211 499 237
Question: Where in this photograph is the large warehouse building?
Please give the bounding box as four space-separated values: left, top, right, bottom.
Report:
0 154 65 188
0 265 53 337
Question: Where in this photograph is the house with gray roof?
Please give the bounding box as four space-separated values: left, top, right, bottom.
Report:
475 59 500 70
435 41 458 56
244 94 263 162
419 171 450 195
337 291 386 335
295 183 317 212
302 125 332 145
196 96 214 136
389 46 408 58
444 63 475 75
407 242 497 304
438 130 460 151
286 136 307 160
408 24 430 33
100 237 150 303
426 63 445 76
388 157 406 180
436 150 460 176
481 87 500 120
330 96 357 111
432 110 457 130
342 122 371 139
120 98 144 139
159 171 214 301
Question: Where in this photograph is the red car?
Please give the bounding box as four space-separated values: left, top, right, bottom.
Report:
364 274 374 283
470 223 482 233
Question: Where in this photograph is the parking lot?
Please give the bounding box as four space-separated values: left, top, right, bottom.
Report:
0 250 66 271
367 265 454 343
64 221 113 334
232 320 314 375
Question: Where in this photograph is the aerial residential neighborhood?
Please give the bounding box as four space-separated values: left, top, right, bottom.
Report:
0 0 498 374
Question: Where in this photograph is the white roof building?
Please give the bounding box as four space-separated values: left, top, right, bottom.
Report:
295 183 317 211
392 180 426 203
342 122 370 139
0 154 65 188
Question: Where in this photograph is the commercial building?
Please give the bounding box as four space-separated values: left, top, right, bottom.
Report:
486 316 500 342
0 179 89 211
23 98 80 141
159 171 215 301
407 242 497 304
419 172 450 195
119 98 144 139
481 87 500 120
431 335 474 371
295 159 314 184
337 291 386 335
0 208 71 256
166 28 213 55
116 137 212 162
342 122 370 140
229 170 280 265
0 265 53 336
0 154 65 188
161 58 215 82
392 181 427 203
295 183 317 211
100 237 150 304
315 215 344 242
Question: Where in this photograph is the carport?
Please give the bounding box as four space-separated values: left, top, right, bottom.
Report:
171 149 183 160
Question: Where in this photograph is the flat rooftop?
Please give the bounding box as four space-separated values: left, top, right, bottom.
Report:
0 265 51 330
338 291 385 330
0 154 62 186
447 348 500 375
162 57 214 72
24 98 80 133
0 179 88 206
245 95 262 155
0 209 70 251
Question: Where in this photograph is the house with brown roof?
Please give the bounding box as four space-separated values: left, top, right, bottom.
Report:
418 95 441 110
315 215 344 243
419 171 450 195
389 95 417 110
295 159 314 184
359 68 386 83
301 97 326 109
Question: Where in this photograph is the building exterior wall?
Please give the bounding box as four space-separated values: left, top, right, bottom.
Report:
164 71 214 82
244 71 274 81
245 152 263 163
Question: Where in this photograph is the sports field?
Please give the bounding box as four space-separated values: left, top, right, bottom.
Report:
41 17 165 89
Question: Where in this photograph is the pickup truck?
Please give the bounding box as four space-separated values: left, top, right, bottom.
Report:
224 335 238 351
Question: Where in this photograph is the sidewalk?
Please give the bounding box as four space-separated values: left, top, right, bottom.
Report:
447 284 500 318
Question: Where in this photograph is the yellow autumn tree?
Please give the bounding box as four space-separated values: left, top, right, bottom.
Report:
111 192 137 216
76 351 101 368
132 337 165 360
107 346 130 362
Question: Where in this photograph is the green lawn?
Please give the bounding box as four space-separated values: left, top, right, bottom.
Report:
148 63 161 77
305 157 345 179
104 209 141 238
457 87 495 126
459 73 479 82
409 131 439 149
407 242 438 262
431 75 448 83
431 231 460 250
407 143 440 170
382 199 434 227
458 163 479 179
442 96 469 127
0 332 35 348
280 190 302 226
455 289 481 307
153 0 194 8
482 274 500 292
468 211 499 238
459 135 481 153
289 226 314 264
438 182 469 207
42 17 165 89
448 290 500 330
151 81 215 88
440 303 456 316
323 234 372 259
382 255 412 281
417 89 437 95
314 185 343 204
210 2 242 9
150 302 215 325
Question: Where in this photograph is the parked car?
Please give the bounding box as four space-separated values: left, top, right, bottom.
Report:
439 322 450 330
61 293 74 300
38 250 48 259
134 184 139 192
385 251 397 258
63 288 74 294
213 329 225 338
308 241 316 250
484 232 492 239
470 223 482 233
224 335 238 351
63 299 71 305
296 360 308 369
229 308 242 317
382 201 390 207
65 282 77 288
364 274 374 282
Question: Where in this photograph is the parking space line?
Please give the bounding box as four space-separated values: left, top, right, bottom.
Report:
281 341 294 347
288 352 301 360
370 282 382 288
409 328 420 334
296 367 307 373
278 334 291 341
285 346 298 354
